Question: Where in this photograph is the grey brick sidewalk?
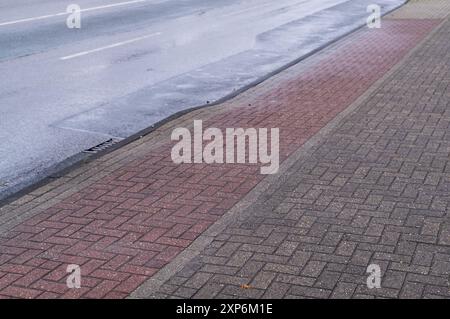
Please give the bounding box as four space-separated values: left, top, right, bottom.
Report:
140 18 450 299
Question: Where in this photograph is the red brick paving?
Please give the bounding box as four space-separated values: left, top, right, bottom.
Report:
0 19 441 298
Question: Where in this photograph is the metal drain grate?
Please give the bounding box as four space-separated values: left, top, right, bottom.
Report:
83 138 122 154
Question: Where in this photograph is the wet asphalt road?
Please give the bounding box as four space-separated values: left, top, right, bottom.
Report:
0 0 404 200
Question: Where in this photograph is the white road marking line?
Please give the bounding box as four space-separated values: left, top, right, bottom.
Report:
55 125 124 139
0 0 153 27
60 32 161 60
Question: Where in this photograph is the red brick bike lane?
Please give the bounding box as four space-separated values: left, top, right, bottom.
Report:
0 19 441 298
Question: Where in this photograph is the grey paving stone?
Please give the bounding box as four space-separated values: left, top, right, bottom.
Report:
151 14 450 300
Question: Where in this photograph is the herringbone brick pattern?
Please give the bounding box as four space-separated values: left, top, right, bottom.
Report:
154 18 450 299
0 4 444 299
